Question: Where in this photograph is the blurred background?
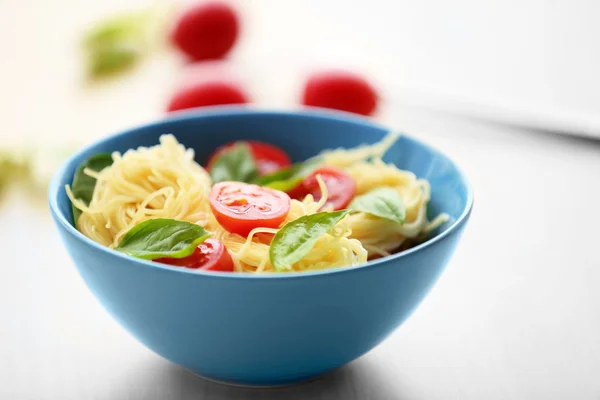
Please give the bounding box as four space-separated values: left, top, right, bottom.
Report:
2 1 600 399
2 0 600 151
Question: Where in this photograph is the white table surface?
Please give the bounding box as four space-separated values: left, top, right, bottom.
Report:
2 1 600 399
2 107 600 400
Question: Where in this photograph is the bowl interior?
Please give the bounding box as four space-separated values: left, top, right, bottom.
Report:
52 109 471 242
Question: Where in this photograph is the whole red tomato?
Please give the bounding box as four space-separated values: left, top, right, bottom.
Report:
171 2 239 61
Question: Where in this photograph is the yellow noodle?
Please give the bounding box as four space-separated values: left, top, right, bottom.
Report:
321 135 449 258
320 132 399 168
67 132 445 272
67 134 212 248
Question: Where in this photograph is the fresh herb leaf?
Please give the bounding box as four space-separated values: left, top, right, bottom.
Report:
349 187 405 224
253 157 322 192
252 167 294 186
116 219 211 260
264 176 305 192
88 43 142 77
269 209 349 271
83 10 153 79
210 142 258 183
0 150 31 194
84 13 147 49
71 153 113 223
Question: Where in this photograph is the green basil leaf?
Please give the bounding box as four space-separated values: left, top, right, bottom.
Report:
349 187 405 224
269 209 349 271
253 157 322 192
210 142 258 183
0 150 31 193
116 218 212 260
264 176 306 192
88 43 142 77
71 153 113 223
252 167 294 186
82 9 164 79
84 13 147 50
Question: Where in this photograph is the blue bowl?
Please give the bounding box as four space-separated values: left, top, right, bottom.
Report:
49 108 473 386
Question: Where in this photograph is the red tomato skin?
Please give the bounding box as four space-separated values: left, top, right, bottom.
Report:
302 71 378 116
206 141 291 175
166 81 249 112
171 2 239 61
210 182 291 236
288 166 356 211
155 238 234 272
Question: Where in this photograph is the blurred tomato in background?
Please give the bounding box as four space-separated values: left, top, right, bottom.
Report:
166 61 250 112
171 1 240 61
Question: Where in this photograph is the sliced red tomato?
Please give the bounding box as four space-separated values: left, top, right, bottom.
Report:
210 182 291 236
171 2 239 61
207 141 291 175
288 166 356 211
302 70 378 116
155 238 234 272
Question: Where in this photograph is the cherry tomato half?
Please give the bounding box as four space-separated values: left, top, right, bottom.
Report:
210 182 291 236
302 70 378 116
207 141 292 175
155 238 234 272
166 80 249 112
289 166 356 211
171 1 239 61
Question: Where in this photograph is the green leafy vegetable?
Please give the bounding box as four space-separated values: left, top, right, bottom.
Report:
253 157 322 192
210 142 259 183
88 44 142 77
349 187 405 224
84 13 148 49
269 209 349 271
71 153 113 223
0 150 31 194
83 11 150 79
116 218 212 260
82 6 174 79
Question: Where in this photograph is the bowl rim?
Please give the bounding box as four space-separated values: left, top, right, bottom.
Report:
48 107 474 280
